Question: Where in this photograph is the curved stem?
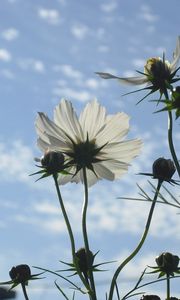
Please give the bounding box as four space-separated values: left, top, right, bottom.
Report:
166 274 170 300
108 180 162 300
53 174 90 293
82 167 97 300
53 174 76 258
21 284 29 300
168 110 180 177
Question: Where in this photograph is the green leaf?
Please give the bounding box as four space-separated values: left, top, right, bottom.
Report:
158 271 165 278
54 280 70 300
0 280 13 285
29 169 46 176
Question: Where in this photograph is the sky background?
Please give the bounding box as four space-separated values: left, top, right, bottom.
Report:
0 0 180 299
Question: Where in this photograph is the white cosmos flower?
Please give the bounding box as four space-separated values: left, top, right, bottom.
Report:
96 36 180 99
35 99 142 186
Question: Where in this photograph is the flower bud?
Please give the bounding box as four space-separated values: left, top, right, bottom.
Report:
144 58 171 88
41 150 65 174
75 248 94 275
155 252 179 276
9 264 31 284
152 158 176 182
140 295 161 300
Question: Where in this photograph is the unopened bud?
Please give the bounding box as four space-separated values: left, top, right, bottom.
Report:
41 150 65 174
9 264 31 284
156 252 179 276
75 248 94 275
152 158 176 182
140 295 161 300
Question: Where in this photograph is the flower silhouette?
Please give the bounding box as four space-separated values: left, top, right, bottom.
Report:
96 36 180 102
35 99 142 186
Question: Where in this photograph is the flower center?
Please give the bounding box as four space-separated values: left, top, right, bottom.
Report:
73 140 97 169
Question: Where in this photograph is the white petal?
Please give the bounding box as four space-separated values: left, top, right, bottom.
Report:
37 137 50 152
170 36 180 72
79 100 106 140
57 166 80 185
58 167 98 186
100 160 129 178
96 72 148 85
96 72 120 79
93 163 115 181
117 76 148 85
54 99 83 143
36 112 67 141
101 139 142 163
79 168 99 187
96 112 130 146
45 134 72 152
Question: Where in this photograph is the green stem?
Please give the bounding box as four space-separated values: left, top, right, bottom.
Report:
53 174 90 292
82 167 97 300
108 180 162 300
53 174 76 258
21 283 29 300
168 110 180 177
167 274 170 300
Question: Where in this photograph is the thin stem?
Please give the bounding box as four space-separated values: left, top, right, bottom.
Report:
82 167 97 300
122 275 180 300
168 110 180 177
108 180 162 300
167 274 170 300
53 174 76 258
21 284 29 300
53 174 90 293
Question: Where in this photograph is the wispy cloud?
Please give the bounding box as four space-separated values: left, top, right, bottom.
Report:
1 28 19 41
0 140 34 183
17 58 45 73
0 49 12 62
0 69 14 79
53 86 94 102
100 1 118 13
132 58 145 68
138 4 159 23
53 64 83 79
38 8 61 25
71 23 89 40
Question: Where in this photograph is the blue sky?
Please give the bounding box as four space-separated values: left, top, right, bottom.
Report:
0 0 180 299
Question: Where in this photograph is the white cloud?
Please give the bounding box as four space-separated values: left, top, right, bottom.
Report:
85 78 100 89
33 201 59 215
38 8 61 25
7 0 17 3
0 69 14 79
71 23 89 40
97 45 109 53
132 58 145 68
139 5 159 23
33 60 45 73
53 86 93 102
0 140 34 183
2 28 19 41
18 59 45 73
0 49 11 62
101 1 118 13
57 0 67 5
115 251 157 280
54 64 83 79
